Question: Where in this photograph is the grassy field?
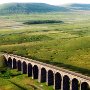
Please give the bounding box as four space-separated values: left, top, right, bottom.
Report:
0 55 53 90
0 69 53 90
0 11 90 89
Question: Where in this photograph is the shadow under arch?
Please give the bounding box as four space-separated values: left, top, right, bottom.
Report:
13 58 17 69
48 70 54 86
28 63 32 77
33 65 38 79
55 72 62 90
81 82 90 90
72 78 79 90
63 75 70 90
17 60 21 71
8 57 12 68
22 61 27 74
41 67 46 83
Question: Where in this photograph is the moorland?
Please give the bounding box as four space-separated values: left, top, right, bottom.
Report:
0 3 90 90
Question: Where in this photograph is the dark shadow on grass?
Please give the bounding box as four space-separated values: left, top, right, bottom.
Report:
2 52 90 76
0 67 22 79
27 56 90 76
49 61 90 76
27 84 37 90
9 80 27 90
10 73 22 77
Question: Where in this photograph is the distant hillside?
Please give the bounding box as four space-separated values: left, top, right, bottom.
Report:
66 4 90 10
0 3 69 15
0 3 90 15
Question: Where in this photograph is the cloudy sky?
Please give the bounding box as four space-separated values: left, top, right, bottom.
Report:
0 0 90 5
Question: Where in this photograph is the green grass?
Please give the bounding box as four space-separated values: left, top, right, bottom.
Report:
0 69 53 90
0 11 90 89
0 12 90 75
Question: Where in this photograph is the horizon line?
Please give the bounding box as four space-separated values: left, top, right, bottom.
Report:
0 2 90 5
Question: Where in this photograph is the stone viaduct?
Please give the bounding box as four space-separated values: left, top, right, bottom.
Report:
3 53 90 90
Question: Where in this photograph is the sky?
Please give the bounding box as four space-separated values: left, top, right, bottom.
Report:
0 0 90 5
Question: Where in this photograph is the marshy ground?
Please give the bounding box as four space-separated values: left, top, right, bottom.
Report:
0 11 90 89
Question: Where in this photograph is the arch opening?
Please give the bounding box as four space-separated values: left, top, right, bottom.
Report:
72 78 79 90
17 60 21 71
48 70 54 86
81 82 90 90
33 65 38 79
8 57 12 68
22 61 27 74
55 72 62 89
63 75 70 90
28 63 32 77
41 68 46 83
13 58 17 69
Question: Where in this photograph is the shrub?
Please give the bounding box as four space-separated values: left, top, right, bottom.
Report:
23 20 64 24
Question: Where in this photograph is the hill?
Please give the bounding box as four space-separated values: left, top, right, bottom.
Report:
65 4 90 10
0 3 69 15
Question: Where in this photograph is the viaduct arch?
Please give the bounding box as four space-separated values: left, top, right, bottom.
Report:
3 53 90 90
